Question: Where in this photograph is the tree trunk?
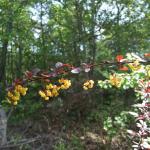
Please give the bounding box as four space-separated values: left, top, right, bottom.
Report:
0 106 7 145
40 1 47 69
89 0 97 76
0 40 9 83
0 2 13 84
17 43 23 78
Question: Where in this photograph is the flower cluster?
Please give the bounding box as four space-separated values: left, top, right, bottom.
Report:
136 80 150 99
4 52 150 149
98 53 150 149
128 80 150 149
98 59 149 90
7 85 28 105
83 80 94 90
39 79 71 101
58 78 71 89
39 84 60 101
109 74 123 88
128 60 142 72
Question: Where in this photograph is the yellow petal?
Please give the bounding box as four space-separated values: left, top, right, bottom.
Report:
46 90 52 97
39 90 46 98
44 97 49 101
7 91 14 98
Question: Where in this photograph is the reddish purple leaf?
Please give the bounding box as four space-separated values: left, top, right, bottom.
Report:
55 62 63 68
71 67 81 74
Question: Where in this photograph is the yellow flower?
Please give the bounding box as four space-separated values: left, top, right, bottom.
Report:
7 85 28 105
20 87 28 96
12 95 20 101
60 85 65 89
46 90 52 97
146 65 150 77
15 85 28 96
83 86 88 90
59 78 71 89
13 101 18 105
83 80 94 90
39 90 46 98
58 78 65 84
7 91 14 98
53 85 60 90
14 90 20 97
44 96 49 101
128 61 142 71
15 85 22 91
7 90 20 105
46 84 53 90
39 83 61 100
51 89 59 97
109 74 122 88
88 80 94 88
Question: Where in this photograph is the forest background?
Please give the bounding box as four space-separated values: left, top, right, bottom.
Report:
0 0 150 149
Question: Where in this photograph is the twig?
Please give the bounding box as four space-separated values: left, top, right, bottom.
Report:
0 135 49 149
7 106 14 120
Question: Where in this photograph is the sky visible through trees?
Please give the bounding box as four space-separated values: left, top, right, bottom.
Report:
0 0 150 149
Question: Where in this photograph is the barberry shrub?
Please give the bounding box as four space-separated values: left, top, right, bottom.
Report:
5 52 150 149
